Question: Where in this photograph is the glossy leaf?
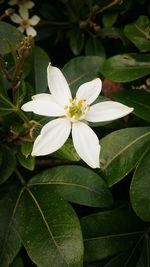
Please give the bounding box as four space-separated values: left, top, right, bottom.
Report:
99 127 150 186
80 206 146 262
53 138 80 161
21 142 33 158
0 73 7 96
130 149 150 221
136 236 150 266
0 145 16 184
10 256 24 267
102 12 118 27
0 22 23 55
17 153 35 171
0 185 22 267
28 46 50 94
62 56 105 96
112 89 150 122
85 37 106 58
16 187 83 267
28 165 113 207
104 250 139 267
124 16 150 52
100 53 150 82
69 26 84 55
0 94 16 116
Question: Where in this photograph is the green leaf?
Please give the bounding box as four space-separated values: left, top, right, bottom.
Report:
28 165 113 207
0 73 7 96
112 89 150 122
17 153 35 171
124 16 150 52
16 187 83 267
136 236 150 266
28 46 50 94
0 184 22 267
53 138 80 161
10 256 24 267
102 12 119 27
62 56 104 96
0 94 16 116
100 53 150 82
21 142 33 158
69 26 84 55
130 149 150 222
0 22 23 54
85 37 106 58
80 206 147 262
104 252 132 267
0 145 16 184
99 127 150 186
100 27 126 44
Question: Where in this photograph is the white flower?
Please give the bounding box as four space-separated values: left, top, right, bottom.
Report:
10 8 40 37
8 0 34 13
21 63 134 168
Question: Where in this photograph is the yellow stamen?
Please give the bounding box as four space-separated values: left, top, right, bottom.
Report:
65 98 90 121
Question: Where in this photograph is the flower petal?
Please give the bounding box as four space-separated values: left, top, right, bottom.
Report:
47 63 72 107
76 78 102 105
72 122 100 168
18 26 24 33
29 15 40 26
10 13 22 23
21 93 65 117
19 8 28 19
26 26 37 37
22 1 35 9
85 101 134 122
32 118 71 156
8 0 17 5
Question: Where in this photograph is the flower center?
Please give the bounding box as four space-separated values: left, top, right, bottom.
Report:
65 98 90 122
21 19 29 28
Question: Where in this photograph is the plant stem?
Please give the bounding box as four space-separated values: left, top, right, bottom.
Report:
0 94 30 125
15 168 26 186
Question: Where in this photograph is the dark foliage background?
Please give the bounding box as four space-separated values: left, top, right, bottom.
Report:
0 0 150 266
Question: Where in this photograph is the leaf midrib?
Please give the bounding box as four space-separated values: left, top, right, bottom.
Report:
29 181 104 197
27 188 70 266
84 230 145 242
102 130 150 170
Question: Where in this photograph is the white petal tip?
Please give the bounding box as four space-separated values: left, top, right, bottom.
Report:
130 107 134 112
91 163 100 169
21 104 26 111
